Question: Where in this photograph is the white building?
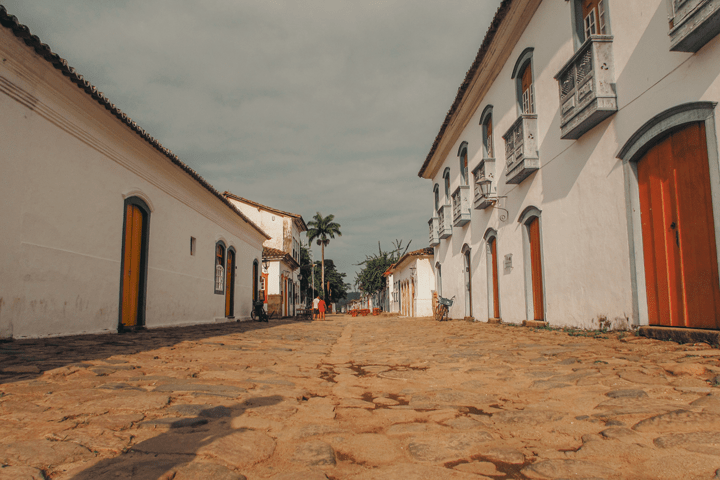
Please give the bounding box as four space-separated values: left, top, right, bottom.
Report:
223 193 307 317
0 8 269 339
385 248 435 317
421 0 720 337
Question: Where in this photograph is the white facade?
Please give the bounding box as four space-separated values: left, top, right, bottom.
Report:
422 0 720 330
224 194 306 317
0 17 268 338
386 250 435 318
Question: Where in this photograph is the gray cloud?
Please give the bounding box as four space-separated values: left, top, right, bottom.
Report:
3 0 502 284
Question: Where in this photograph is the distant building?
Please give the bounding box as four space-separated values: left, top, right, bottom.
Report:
385 248 435 317
420 0 720 333
0 7 269 338
223 193 307 317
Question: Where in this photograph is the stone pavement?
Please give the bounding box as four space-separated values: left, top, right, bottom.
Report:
1 315 720 480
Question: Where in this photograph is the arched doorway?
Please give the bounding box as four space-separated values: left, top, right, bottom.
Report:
619 102 720 330
225 248 236 317
119 197 150 330
637 122 720 328
485 230 501 320
253 260 259 304
462 245 472 318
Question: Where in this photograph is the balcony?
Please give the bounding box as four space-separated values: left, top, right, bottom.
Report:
503 114 539 185
438 204 452 239
452 185 471 226
555 36 617 140
428 217 439 246
669 0 720 52
472 158 496 210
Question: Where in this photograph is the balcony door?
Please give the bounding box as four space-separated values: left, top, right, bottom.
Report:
638 122 720 329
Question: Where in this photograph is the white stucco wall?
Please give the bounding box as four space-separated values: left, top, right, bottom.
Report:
393 257 435 317
0 29 265 338
428 0 720 329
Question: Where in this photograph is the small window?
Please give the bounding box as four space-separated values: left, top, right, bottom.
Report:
458 143 469 186
480 106 494 158
574 0 608 46
214 242 225 294
190 237 196 256
434 184 440 211
443 168 451 203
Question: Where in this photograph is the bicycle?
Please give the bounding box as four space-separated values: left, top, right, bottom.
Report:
434 295 455 322
251 300 268 322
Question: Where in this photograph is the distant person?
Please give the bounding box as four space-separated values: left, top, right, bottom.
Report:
313 296 320 320
318 297 327 320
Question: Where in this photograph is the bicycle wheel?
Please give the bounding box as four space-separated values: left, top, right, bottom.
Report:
250 309 256 321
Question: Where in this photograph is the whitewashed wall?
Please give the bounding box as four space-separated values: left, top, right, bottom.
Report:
0 29 265 338
430 0 720 328
393 257 435 317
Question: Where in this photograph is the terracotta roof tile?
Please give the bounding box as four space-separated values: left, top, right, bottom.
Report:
418 0 513 178
262 246 299 270
223 191 307 232
0 5 270 241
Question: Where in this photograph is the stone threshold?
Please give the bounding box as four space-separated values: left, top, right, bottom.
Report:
487 318 502 324
639 326 720 346
522 320 548 328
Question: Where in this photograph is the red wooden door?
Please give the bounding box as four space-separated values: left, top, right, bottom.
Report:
528 217 544 321
121 204 143 327
490 237 500 318
638 122 720 329
225 249 235 317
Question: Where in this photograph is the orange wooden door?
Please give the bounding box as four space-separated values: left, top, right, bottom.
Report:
121 204 144 327
225 249 235 317
638 122 720 329
490 237 500 318
528 217 544 321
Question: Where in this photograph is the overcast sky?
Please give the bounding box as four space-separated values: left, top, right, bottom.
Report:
3 1 501 287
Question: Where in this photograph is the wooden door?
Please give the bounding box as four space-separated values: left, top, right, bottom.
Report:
528 217 544 321
411 279 415 317
121 204 144 327
464 251 472 318
225 249 235 317
490 237 500 319
638 122 720 329
582 0 606 37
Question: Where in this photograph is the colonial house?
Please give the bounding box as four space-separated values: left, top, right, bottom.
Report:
223 193 307 317
421 0 720 339
385 248 435 317
0 7 269 339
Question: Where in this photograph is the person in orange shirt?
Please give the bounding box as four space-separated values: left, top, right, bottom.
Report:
318 297 326 320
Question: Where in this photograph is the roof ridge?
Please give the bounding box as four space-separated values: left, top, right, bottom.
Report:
0 5 270 240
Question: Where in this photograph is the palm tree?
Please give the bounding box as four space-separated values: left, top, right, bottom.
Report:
307 212 342 300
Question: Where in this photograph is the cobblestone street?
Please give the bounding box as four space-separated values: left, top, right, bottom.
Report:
2 315 720 479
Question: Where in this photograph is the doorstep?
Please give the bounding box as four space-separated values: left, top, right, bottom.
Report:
639 326 720 346
523 320 548 328
487 318 502 324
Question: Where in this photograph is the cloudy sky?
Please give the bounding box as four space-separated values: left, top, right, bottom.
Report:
3 0 501 286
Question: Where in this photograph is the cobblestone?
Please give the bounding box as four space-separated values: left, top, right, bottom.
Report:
1 315 719 478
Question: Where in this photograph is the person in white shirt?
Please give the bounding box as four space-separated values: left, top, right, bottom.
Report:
312 296 320 320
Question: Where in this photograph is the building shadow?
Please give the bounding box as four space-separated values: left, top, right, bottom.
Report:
69 396 283 480
0 318 303 385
